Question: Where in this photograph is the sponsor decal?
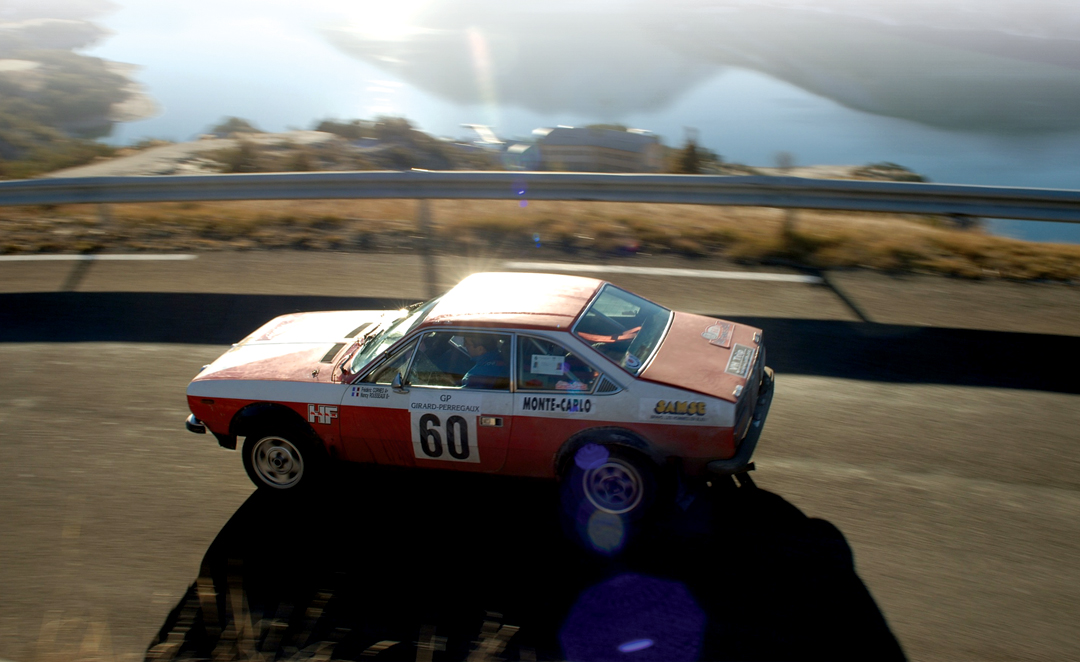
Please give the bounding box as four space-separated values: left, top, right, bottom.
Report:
351 385 390 400
702 322 733 348
409 392 483 463
726 344 756 377
530 354 566 376
307 404 338 424
520 396 593 414
654 400 707 416
639 398 711 422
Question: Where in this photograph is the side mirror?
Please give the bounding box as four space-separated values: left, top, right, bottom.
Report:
392 372 409 393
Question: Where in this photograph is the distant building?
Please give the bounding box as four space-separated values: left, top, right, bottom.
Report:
533 126 663 172
503 142 541 170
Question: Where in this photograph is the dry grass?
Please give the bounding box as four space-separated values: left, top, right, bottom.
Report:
1 199 1078 281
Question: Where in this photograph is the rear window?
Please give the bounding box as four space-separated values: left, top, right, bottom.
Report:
573 285 671 375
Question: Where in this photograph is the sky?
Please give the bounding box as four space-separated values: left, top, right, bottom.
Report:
28 0 1080 241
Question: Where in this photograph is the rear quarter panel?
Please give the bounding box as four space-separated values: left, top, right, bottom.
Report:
505 376 735 478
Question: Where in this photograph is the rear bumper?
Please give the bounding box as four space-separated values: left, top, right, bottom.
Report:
708 366 774 475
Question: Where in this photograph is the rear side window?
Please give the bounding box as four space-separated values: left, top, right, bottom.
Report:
517 336 599 392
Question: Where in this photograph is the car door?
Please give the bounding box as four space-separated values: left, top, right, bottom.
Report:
340 330 512 473
507 334 606 477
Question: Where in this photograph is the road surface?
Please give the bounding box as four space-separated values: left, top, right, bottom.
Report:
1 252 1078 661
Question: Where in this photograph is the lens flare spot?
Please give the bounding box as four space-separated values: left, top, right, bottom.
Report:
586 510 625 553
574 443 608 470
560 574 706 661
619 639 655 653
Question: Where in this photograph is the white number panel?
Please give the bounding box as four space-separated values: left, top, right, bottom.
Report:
409 391 483 463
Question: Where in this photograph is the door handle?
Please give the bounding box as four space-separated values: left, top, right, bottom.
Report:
479 416 503 428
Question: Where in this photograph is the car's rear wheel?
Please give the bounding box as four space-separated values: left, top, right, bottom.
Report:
582 451 649 515
242 425 325 493
560 444 659 554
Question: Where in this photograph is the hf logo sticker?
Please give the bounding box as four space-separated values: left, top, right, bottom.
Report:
307 404 338 425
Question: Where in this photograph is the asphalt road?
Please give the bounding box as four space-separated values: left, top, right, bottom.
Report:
1 252 1079 662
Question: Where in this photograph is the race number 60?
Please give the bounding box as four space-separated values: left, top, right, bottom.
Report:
418 413 471 460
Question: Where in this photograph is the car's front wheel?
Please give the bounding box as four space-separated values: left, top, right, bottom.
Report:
241 426 325 493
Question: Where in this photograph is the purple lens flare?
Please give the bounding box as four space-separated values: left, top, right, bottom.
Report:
618 639 655 653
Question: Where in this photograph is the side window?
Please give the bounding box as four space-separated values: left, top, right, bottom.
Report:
517 336 599 392
361 339 417 385
408 331 467 387
408 331 511 391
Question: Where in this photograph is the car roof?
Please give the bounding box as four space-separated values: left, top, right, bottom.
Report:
420 271 605 331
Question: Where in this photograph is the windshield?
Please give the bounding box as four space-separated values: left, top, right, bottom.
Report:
573 285 671 376
349 297 440 373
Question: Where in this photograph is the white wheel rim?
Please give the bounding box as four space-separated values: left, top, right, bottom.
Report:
583 459 644 514
251 436 304 489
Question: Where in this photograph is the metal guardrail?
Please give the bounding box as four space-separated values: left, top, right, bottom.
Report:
1 171 1080 223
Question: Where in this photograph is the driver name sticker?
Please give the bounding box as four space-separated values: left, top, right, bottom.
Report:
351 385 390 399
409 391 482 463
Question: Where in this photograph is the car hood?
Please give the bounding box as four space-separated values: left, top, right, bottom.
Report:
639 311 763 403
191 310 391 384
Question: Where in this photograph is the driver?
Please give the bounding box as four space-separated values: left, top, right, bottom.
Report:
461 335 509 389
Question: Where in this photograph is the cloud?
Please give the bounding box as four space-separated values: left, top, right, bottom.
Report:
0 0 118 22
0 18 112 51
322 0 1080 133
321 1 718 118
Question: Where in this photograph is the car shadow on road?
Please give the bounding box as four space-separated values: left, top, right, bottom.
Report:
146 469 906 661
2 291 1077 394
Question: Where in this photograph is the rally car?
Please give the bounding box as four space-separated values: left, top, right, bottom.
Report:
185 272 773 517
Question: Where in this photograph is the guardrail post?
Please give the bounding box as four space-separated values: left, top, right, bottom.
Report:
416 199 438 298
97 203 112 227
783 208 798 236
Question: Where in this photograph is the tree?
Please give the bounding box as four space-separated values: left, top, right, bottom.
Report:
314 119 370 140
675 137 702 174
208 117 261 137
218 139 260 173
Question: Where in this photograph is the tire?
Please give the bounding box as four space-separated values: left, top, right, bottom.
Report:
580 448 654 516
559 444 659 555
241 425 325 493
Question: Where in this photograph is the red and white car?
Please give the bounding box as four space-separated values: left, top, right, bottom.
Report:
185 272 773 516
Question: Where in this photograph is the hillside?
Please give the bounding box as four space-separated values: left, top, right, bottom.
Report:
0 4 157 178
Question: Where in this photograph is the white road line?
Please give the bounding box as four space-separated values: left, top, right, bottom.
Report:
0 254 198 262
502 261 823 284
